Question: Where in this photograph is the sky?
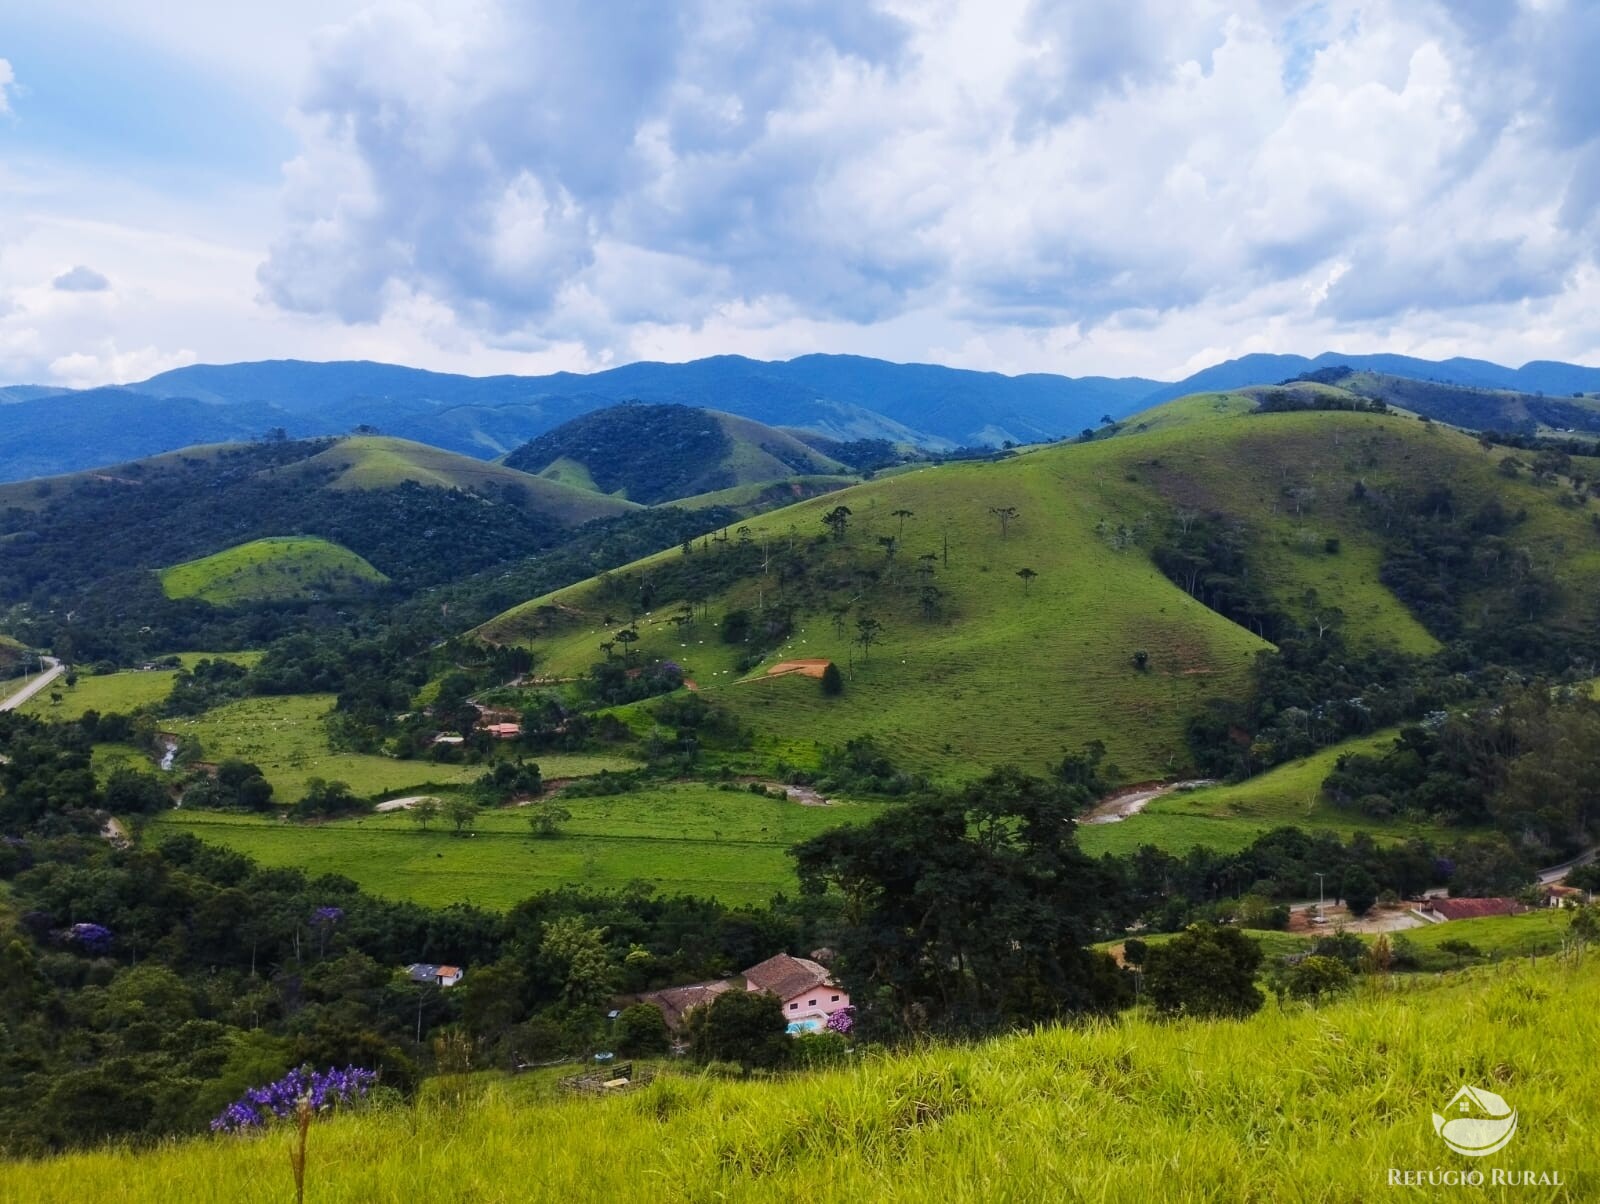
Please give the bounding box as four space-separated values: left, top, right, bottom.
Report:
3 0 1600 388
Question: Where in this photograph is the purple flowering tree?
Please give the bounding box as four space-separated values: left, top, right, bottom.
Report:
311 906 344 959
66 922 114 955
824 1006 854 1035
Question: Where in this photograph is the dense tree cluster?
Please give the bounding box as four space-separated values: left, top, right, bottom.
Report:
505 404 751 503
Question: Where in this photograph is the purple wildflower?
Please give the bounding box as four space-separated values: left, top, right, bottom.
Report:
67 922 114 954
824 1006 854 1035
311 906 345 925
210 1065 378 1133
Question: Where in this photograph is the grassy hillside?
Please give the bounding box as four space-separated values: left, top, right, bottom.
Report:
480 447 1271 781
0 441 246 513
1075 727 1464 856
150 782 877 908
159 537 389 606
11 958 1596 1201
281 435 637 524
22 652 261 720
0 634 24 676
479 404 1600 780
668 474 859 515
504 403 851 504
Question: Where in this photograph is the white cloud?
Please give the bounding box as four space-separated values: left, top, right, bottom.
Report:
9 2 1600 386
242 0 1600 377
0 58 14 115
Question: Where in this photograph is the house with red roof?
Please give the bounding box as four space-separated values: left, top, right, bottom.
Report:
742 953 850 1033
1417 897 1528 923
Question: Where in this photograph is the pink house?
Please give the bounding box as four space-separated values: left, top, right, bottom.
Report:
742 953 850 1033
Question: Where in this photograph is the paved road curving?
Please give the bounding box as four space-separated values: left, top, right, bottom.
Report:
0 656 63 712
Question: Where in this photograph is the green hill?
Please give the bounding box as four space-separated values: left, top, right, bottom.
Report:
13 957 1596 1201
280 435 637 524
159 537 389 606
504 403 852 504
478 404 1600 780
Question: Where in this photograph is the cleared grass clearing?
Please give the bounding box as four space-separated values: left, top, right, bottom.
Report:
23 652 262 720
159 536 388 606
163 694 484 802
12 958 1597 1202
151 783 877 907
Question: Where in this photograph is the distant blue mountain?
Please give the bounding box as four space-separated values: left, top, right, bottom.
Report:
132 354 1162 453
3 349 1599 483
1143 352 1600 405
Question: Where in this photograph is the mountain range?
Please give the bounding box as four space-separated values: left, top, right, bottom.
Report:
3 350 1599 483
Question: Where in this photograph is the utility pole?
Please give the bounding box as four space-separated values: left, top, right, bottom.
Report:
1315 872 1326 924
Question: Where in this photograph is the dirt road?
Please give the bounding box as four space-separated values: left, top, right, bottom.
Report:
1079 779 1215 824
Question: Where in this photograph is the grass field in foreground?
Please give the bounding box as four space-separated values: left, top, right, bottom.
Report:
1076 728 1467 856
159 536 388 606
10 958 1596 1202
22 652 262 720
151 784 878 907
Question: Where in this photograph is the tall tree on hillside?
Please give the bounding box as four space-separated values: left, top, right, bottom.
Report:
443 797 480 836
989 506 1019 538
409 798 441 832
615 628 639 662
919 584 941 620
854 616 883 660
793 766 1129 1035
831 605 850 637
892 508 914 537
823 505 853 541
878 535 898 561
1016 567 1037 594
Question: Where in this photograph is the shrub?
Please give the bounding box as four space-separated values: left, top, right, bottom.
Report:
1143 924 1264 1019
1285 955 1353 1003
685 989 790 1069
614 1004 671 1057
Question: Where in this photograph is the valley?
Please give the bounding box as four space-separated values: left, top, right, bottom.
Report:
5 370 1600 1169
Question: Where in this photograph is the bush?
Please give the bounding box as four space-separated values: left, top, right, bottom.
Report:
820 662 843 696
614 1004 671 1057
1143 924 1264 1019
1285 955 1353 1002
685 989 790 1069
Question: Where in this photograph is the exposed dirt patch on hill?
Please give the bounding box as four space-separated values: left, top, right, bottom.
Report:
761 658 833 679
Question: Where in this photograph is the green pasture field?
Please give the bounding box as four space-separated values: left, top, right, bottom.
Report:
13 958 1598 1201
22 652 262 720
161 694 489 802
150 783 879 907
159 536 388 606
1076 728 1467 856
1395 910 1575 970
